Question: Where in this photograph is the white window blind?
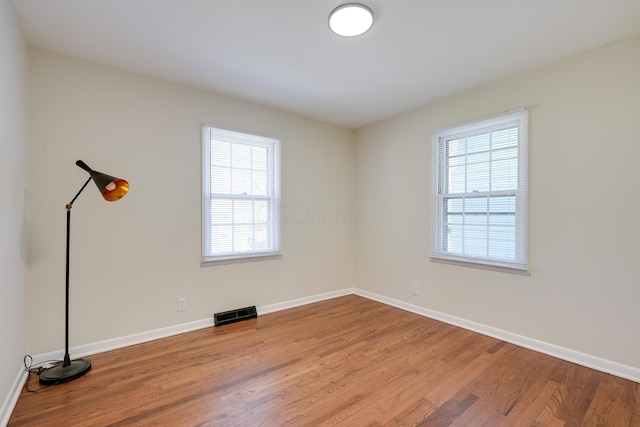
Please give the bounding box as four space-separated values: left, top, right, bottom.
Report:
202 125 281 263
431 109 528 270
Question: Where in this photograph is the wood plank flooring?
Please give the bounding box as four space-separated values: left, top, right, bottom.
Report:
9 295 640 426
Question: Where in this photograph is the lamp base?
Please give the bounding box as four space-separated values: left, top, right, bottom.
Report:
39 359 91 385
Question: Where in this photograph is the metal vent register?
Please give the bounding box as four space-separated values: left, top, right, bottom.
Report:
214 306 257 326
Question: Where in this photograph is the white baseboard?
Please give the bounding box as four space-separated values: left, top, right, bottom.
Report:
354 288 640 384
31 287 357 366
0 367 27 427
19 285 638 421
31 317 215 366
258 288 356 315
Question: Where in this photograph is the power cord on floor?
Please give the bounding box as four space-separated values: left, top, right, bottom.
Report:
23 355 63 392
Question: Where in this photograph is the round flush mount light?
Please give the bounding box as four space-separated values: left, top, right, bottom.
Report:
329 3 374 37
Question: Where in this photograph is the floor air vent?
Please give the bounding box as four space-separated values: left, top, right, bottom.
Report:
214 306 257 327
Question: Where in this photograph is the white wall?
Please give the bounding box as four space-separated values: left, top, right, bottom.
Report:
0 0 28 420
27 49 355 355
355 33 640 369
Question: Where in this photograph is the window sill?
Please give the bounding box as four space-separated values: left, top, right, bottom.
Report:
430 254 529 276
201 252 282 267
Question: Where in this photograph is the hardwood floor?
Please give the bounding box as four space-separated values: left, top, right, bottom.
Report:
9 295 640 426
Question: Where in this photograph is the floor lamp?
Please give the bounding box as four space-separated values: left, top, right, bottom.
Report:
39 160 129 385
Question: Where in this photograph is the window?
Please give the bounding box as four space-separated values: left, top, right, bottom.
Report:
201 125 281 263
431 109 528 270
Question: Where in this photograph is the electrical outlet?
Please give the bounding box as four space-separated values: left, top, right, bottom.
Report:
177 298 187 312
411 284 419 296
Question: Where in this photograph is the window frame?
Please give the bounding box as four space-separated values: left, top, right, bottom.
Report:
431 109 528 271
201 124 281 264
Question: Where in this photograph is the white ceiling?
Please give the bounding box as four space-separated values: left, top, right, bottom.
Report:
11 0 640 129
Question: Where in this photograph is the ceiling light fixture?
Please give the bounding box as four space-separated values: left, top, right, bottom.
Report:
329 3 374 37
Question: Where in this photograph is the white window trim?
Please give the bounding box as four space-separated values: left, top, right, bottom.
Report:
431 109 528 272
201 124 281 264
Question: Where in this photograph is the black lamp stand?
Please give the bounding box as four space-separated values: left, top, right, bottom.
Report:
39 177 93 385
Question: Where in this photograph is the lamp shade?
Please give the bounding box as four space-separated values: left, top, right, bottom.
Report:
76 160 129 201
